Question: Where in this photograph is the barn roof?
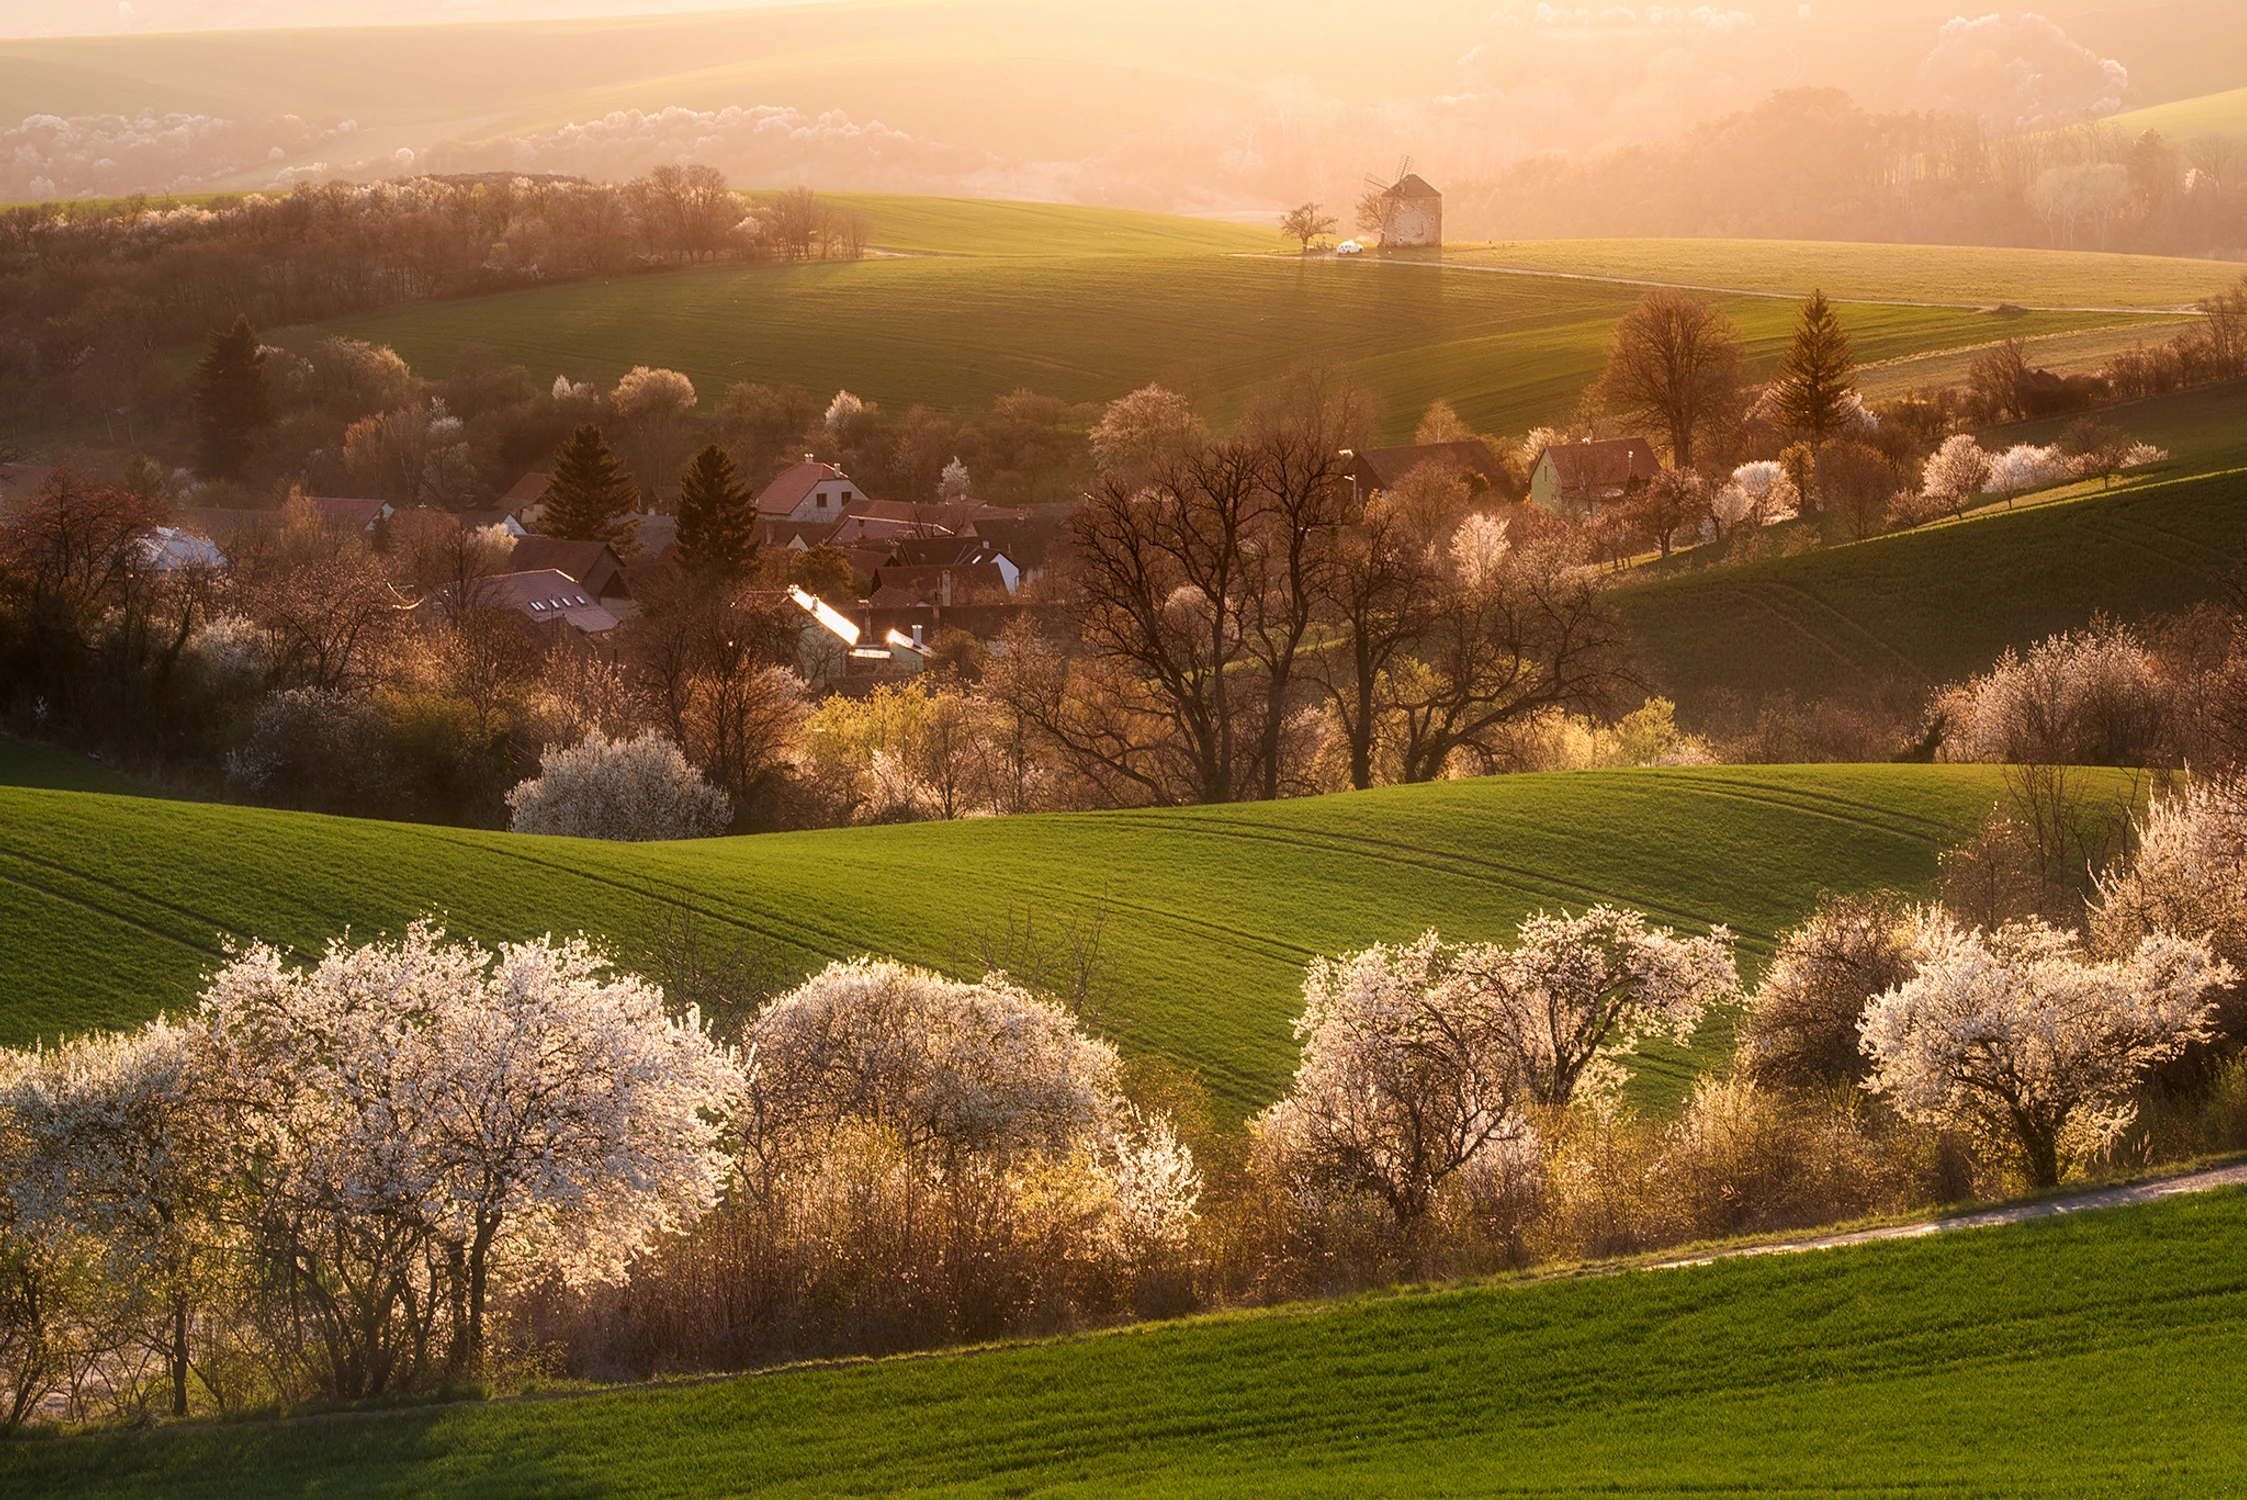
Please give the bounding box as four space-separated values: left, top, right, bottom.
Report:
1538 438 1661 491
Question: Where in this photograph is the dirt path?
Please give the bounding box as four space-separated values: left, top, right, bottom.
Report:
1654 1160 2247 1270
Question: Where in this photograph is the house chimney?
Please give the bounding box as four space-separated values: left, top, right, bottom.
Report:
940 569 953 609
911 623 924 647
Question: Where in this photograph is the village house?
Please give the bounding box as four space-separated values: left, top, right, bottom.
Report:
1343 440 1509 505
758 458 867 523
462 568 620 636
1528 438 1662 518
506 537 631 604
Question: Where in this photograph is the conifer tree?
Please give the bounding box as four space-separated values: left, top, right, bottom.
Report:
674 443 759 581
192 314 269 480
541 424 640 555
1772 290 1857 505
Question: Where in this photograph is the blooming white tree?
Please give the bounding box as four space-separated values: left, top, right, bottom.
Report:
1859 911 2230 1186
939 456 972 501
1711 460 1799 531
743 959 1122 1171
610 365 697 422
1088 384 1206 482
2093 777 2247 988
1450 512 1511 591
507 730 732 840
1931 621 2162 765
824 388 866 438
1985 442 2068 506
1258 932 1530 1228
1097 1106 1202 1262
197 923 741 1383
1466 906 1739 1104
1920 434 1990 518
0 1022 222 1418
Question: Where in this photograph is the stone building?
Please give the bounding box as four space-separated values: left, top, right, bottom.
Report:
1379 173 1442 247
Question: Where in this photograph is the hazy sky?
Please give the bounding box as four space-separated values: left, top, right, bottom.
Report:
1 0 819 38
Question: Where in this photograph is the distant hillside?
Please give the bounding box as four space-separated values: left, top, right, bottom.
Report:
1619 383 2247 721
307 211 2142 443
0 765 2081 1118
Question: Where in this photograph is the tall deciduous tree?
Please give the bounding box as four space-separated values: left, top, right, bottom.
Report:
1593 289 1744 470
540 424 640 554
191 314 268 480
674 443 759 581
1771 290 1857 503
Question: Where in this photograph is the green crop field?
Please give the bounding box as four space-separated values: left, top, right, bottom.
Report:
0 763 2090 1119
1619 398 2247 718
10 1182 2246 1496
2106 84 2247 145
307 239 2132 444
1448 238 2246 310
770 193 1270 259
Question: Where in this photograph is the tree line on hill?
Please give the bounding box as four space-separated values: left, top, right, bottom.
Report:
0 172 869 451
3 768 2241 1425
1463 88 2247 259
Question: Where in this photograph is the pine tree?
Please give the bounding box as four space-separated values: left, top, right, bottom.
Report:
674 443 759 581
192 314 269 480
1772 290 1857 505
541 424 641 555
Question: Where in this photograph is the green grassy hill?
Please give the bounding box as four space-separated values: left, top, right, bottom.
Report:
1450 238 2244 309
10 1183 2245 1496
2105 84 2247 145
1620 395 2247 720
0 764 2074 1118
770 194 1269 259
308 234 2133 444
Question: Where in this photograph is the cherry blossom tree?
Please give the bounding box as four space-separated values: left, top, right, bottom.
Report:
1711 460 1799 532
1466 906 1739 1105
507 729 732 840
1859 911 2230 1186
197 923 740 1387
1257 932 1530 1228
1984 442 2068 507
742 958 1121 1173
1919 434 1990 519
0 1022 225 1417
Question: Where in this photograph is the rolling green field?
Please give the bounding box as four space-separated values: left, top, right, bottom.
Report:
0 764 2076 1119
1621 397 2247 718
2105 84 2247 145
309 245 2130 444
1449 238 2245 309
773 193 1270 258
10 1183 2246 1496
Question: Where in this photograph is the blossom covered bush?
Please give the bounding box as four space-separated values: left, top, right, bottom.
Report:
1859 911 2229 1185
1931 621 2167 765
1711 460 1800 531
1257 910 1737 1233
507 730 733 840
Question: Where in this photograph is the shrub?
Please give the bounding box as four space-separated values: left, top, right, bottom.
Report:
507 730 731 840
1738 893 1914 1091
1860 910 2229 1186
1932 621 2168 766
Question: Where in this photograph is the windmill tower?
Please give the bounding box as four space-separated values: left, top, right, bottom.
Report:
1372 157 1442 248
